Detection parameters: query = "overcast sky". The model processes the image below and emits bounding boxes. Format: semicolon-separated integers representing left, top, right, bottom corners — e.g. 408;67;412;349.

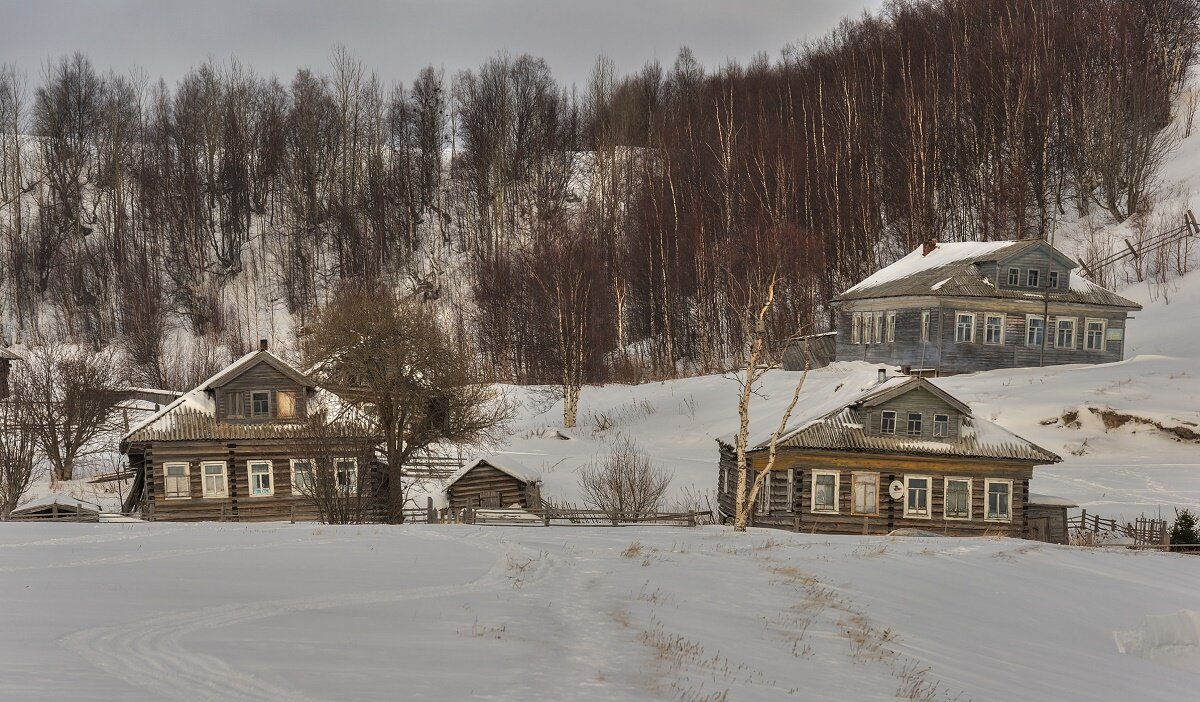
1;0;886;89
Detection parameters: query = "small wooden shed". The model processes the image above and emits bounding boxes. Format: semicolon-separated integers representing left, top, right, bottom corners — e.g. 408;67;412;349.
10;495;102;521
1026;493;1077;544
445;457;541;513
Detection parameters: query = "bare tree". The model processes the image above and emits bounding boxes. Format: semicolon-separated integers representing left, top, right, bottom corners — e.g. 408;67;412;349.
578;436;672;520
0;388;40;517
293;397;380;524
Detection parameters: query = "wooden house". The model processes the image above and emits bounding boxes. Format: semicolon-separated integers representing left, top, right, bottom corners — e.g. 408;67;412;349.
444;457;541;513
120;341;383;522
828;239;1141;375
716;372;1061;537
0;345;18;400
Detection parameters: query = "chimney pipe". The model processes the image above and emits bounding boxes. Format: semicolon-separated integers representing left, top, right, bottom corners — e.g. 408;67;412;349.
922;238;938;256
259;339;268;352
877;368;887;385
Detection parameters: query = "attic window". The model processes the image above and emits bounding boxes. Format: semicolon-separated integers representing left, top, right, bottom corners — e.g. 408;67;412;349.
277;391;297;419
880;410;897;434
1048;271;1059;289
226;392;244;418
933;414;949;437
906;413;922;436
1027;269;1040;287
1007;268;1020;286
252;391;270;417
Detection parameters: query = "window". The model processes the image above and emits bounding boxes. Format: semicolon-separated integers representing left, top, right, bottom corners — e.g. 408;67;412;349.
756;473;771;515
164;463;190;499
1026;269;1040;287
1085;319;1106;351
851;473;878;515
944;478;971;519
277;391;297;419
875;314;884;344
226;392;244;418
1026;316;1045;347
862;312;873;344
904;475;931;518
984;314;1005;345
335;458;358;495
880;410;897;434
249;461;273;496
955;312;975;343
906;412;922;436
933;414;949;437
201;462;227;498
251;391;270;417
1055;318;1076;349
986;479;1012;521
291;459;314;495
786;469;795;510
811;471;839;513
1007;267;1020;285
885;312;896;343
851;313;861;344
1048;271;1059;289
920;310;931;343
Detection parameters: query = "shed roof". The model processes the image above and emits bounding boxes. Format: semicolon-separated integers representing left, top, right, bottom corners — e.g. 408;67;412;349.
445;456;541;489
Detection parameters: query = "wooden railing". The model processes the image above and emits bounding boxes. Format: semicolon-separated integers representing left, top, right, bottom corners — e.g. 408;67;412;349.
459;505;708;528
1068;510;1169;549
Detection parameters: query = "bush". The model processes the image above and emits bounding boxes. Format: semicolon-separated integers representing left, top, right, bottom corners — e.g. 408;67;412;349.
1170;508;1200;545
578;437;673;520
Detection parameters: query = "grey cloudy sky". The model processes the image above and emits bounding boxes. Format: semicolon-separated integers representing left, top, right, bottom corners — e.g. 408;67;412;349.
2;0;885;88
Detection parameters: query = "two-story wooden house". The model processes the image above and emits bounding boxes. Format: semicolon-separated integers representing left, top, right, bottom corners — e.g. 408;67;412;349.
716;371;1061;537
120;342;382;521
830;239;1141;375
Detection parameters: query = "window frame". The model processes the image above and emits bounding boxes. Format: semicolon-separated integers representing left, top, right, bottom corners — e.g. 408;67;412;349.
163;462;191;500
943;477;972;520
954;311;976;343
933;414;949;438
1007;267;1020;286
851;472;879;516
251;391;270;418
810;470;840;514
335;457;359;496
851;313;861;344
885;311;896;343
863;312;874;345
290;458;315;496
903;475;932;519
786;469;795;511
906;412;923;436
1048;270;1059;289
226;391;244;419
985;479;1013;522
920;310;931;343
200;461;228;498
983;313;1005;345
756;472;771;515
248;460;274;497
277;390;298;419
1026;269;1040;287
1025;315;1046;347
1054;317;1076;349
880;410;897;435
1084;318;1107;352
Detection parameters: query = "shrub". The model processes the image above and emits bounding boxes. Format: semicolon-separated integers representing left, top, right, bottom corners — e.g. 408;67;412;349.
578;437;672;520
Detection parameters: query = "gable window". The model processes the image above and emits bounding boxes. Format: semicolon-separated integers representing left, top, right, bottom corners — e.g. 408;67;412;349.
985;479;1012;521
1007;267;1020;286
904;475;931;518
955;312;975;343
906;412;922;436
944;478;971;519
201;462;227;498
851;473;878;515
291;459;314;495
880;410;897;434
756;473;771;515
1055;318;1076;349
1085;319;1107;351
885;312;896;343
811;471;839;513
226;392;244;418
984;314;1005;345
1026;269;1040;287
1048;271;1059;289
851;313;861;344
249;461;274;496
277;391;297;419
251;392;270;418
335;458;358;496
920;310;931;343
1026;316;1045;347
933;414;949;437
863;312;873;344
163;463;190;499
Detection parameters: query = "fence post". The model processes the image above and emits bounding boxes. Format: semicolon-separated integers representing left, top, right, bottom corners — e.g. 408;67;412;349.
687;512;696;528
1162;523;1171;551
427;497;435;524
290;504;296;524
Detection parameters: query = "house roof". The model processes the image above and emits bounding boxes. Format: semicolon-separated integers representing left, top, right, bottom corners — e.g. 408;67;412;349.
833;240;1140;309
0;347;20;361
728;374;1060;464
445;456;541;490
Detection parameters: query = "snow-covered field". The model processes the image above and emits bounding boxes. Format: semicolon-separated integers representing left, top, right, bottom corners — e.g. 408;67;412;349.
1;522;1197;701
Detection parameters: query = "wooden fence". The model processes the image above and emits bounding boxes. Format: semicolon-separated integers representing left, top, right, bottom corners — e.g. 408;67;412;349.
458;505;710;528
1068;510;1169;550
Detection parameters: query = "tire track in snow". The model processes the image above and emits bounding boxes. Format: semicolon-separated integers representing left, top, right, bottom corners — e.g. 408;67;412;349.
59;530;554;702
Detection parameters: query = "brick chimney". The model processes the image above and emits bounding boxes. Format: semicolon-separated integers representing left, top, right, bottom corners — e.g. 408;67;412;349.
922;238;938;256
259;339;269;352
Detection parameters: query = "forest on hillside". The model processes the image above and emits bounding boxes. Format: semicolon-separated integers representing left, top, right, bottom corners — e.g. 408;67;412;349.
0;0;1197;390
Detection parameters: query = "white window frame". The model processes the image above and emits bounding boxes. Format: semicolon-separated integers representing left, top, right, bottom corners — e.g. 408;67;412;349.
1085;318;1107;351
1054;317;1076;349
943;477;972;520
880;410;897;435
954;311;975;343
1007;267;1020;286
1026;269;1040;287
1048;270;1059;289
335;457;359;496
851;472;879;516
885;311;896;343
756;472;771;515
874;313;884;344
903;475;932;519
851;313;860;344
983;313;1005;345
933;414;949;438
810;470;840;514
1025;315;1045;347
920;310;930;343
163;462;190;500
290;459;315;496
985;479;1013;522
862;312;873;344
200;461;228;498
248;460;274;497
906;412;923;436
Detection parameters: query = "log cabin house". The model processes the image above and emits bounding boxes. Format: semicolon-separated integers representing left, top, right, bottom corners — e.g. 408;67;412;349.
120;341;383;521
444;457;542;514
806;239;1141;375
716;371;1062;537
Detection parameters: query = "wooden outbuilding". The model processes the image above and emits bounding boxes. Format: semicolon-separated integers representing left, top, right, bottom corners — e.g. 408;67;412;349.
717;371;1062;537
10;495;102;521
444;457;541;513
1025;493;1077;544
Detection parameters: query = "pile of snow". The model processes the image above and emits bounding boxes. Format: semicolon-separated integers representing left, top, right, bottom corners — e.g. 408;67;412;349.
1114;610;1200;673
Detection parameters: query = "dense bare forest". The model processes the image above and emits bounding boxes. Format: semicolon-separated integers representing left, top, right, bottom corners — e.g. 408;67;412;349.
0;0;1196;391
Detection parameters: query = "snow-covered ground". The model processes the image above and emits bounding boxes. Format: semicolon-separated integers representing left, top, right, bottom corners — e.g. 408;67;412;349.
0;522;1196;701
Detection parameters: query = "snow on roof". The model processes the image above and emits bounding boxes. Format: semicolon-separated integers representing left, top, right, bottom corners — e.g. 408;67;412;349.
1027;493;1079;507
445;455;542;489
13;494;102;513
843;241;1022;295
